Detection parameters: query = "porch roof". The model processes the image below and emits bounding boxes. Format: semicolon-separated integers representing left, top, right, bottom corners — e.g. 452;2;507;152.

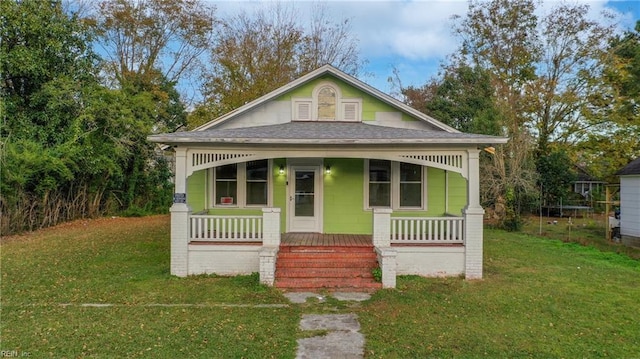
149;122;507;146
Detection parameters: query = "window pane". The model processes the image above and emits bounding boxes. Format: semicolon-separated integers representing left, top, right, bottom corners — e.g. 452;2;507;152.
369;183;390;207
400;183;421;207
216;164;237;179
246;182;267;205
369;160;391;182
318;86;336;120
215;181;237;204
400;163;421;182
247;160;268;181
295;171;315;216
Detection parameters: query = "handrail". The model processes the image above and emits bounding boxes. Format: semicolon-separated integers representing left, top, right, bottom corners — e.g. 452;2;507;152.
390;216;464;244
190;215;263;241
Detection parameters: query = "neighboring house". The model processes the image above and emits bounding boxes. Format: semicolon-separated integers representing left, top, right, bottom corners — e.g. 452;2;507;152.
573;165;606;199
616;157;640;247
148;65;508;289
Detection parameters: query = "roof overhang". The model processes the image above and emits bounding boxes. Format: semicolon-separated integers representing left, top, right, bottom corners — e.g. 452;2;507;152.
149;122;508;147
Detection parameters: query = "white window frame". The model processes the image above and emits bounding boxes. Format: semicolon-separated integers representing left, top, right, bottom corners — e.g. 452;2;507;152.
209;159;272;208
364;160;427;210
291;81;362;122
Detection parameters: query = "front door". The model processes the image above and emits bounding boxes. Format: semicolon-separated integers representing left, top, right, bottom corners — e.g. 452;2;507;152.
288;165;322;232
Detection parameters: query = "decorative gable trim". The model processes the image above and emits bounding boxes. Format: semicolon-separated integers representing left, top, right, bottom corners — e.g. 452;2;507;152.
189;151;258;177
193;65;459;132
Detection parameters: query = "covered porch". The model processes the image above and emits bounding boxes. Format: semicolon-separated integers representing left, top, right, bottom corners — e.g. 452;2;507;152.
168;145;484;289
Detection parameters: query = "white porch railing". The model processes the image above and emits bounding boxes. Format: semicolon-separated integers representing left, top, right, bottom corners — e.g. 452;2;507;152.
190;215;263;241
390;217;464;244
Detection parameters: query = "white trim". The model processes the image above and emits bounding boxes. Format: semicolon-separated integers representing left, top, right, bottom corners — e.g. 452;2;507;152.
312;81;341;121
341;100;362;122
209;159;272;209
292;99;312;121
185;148;470;179
287;161;323;232
192;65;460;132
364;160;428;211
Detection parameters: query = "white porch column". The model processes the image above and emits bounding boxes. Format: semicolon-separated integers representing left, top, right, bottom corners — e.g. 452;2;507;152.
375;247;397;288
171;147;190;277
260;208;281;286
372;208;392;247
262;208;281;246
464;149;485;280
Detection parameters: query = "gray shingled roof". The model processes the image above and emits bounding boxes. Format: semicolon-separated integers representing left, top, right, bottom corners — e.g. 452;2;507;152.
617;157;640;175
149;122;507;145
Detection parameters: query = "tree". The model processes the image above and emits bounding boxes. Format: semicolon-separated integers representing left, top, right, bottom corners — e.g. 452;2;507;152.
529;3;614;155
452;0;540;229
414;64;501;135
1;0;174;233
95;0;215;94
193;2;364;125
578;20;640;180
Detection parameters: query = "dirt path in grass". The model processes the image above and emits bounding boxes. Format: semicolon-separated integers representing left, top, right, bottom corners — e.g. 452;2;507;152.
1;215;170;243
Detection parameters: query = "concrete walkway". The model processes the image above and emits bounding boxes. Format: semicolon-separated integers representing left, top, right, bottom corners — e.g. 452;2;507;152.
283;292;371;359
297;314;364;359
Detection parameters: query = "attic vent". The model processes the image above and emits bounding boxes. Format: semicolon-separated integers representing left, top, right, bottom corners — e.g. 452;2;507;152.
295;101;312;121
342;102;360;121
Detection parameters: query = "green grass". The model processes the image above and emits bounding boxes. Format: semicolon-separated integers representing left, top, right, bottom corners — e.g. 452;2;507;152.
359;230;640;358
522;214;640;260
2;216;640;358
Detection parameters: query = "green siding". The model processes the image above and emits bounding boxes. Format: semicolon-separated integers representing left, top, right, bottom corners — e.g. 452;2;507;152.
187;169;206;213
323;158;371;234
274;76;417;122
272;158;287;231
448;171;467;215
187;159;468;235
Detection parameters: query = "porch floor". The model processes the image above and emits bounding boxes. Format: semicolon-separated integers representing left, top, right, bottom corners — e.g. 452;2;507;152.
281;233;372;247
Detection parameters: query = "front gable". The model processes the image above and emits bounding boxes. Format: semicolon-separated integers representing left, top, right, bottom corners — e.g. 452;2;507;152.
200;65;453;132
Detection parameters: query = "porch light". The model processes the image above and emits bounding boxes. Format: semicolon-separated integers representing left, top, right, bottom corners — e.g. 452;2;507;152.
325;165;331;174
279;165;285;175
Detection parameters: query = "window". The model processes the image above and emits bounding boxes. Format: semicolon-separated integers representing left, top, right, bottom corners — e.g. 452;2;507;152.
400;163;422;207
212;160;270;207
292;81;362;121
366;160;425;209
368;160;391;207
317;86;336;120
246;160;268;205
215;164;237;205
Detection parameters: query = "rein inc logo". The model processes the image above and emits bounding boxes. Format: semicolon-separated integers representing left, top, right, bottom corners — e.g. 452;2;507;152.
1;351;30;357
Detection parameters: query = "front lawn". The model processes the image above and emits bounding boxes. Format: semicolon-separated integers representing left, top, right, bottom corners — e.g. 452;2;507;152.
1;216;639;358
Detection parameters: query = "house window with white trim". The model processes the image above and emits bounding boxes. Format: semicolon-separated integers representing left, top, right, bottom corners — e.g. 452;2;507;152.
246;160;268;205
213;160;270;207
215;164;237;205
366;160;425;209
369;160;391;207
317;86;336;120
292;81;362;122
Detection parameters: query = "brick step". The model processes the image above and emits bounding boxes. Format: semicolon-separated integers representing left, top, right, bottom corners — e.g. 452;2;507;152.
277;252;377;260
276;268;376;279
279;245;374;253
276;259;378;269
275;278;382;290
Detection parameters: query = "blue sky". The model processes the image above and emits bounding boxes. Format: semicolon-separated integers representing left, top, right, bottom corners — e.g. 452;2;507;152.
209;0;640;96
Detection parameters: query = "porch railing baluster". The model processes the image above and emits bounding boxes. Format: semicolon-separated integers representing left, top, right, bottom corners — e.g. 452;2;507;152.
389;217;464;244
190;215;264;242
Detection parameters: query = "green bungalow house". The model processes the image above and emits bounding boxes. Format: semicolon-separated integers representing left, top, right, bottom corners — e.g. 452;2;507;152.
148;65;507;289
